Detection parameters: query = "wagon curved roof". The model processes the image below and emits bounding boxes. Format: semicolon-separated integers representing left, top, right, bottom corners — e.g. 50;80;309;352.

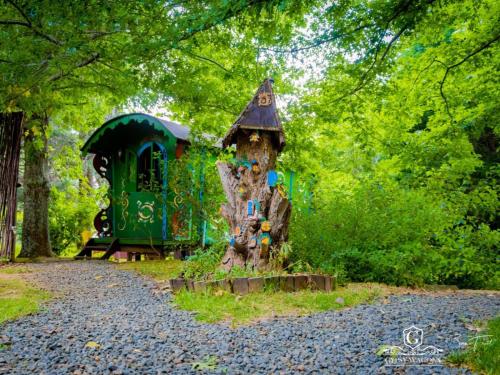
81;113;191;155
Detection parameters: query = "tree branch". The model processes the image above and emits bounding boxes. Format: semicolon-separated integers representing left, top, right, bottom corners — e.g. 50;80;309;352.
48;53;100;82
96;60;128;75
84;30;124;40
5;0;63;45
168;0;268;49
412;58;437;86
437;33;500;121
334;22;410;102
259;23;374;54
0;19;30;26
177;48;233;74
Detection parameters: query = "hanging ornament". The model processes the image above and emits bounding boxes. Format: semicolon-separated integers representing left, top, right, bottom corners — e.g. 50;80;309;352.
263;142;270;165
260;232;272;245
234;226;241;236
261;221;271;232
247;200;254;216
252;163;260;174
254;200;261;213
260;232;271;257
250;131;260;143
267;170;278;187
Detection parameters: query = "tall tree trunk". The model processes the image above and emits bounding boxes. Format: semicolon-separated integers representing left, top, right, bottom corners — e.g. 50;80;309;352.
19;115;54;258
218;132;291;271
0;112;24;260
218;78;290;271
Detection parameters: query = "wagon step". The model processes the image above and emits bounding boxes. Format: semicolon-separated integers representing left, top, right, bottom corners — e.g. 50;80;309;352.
83;245;109;250
100;238;120;260
74;238;120;259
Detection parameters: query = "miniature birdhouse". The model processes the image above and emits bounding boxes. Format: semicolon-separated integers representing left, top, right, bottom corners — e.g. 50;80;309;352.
217;78;291;271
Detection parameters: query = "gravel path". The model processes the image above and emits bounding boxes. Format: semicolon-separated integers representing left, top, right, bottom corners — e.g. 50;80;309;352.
0;261;498;374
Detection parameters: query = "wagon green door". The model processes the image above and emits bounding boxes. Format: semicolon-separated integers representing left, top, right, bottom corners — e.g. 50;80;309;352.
114;142;167;242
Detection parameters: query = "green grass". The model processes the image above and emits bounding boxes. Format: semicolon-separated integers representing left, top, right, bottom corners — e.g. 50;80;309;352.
191;355;219;371
116;259;184;281
0;268;50;324
116;257;287;282
447;316;500;374
173;283;383;325
116;260;385;325
0;266;31;274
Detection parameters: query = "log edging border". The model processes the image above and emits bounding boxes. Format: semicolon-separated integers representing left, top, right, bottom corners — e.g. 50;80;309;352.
169;274;336;295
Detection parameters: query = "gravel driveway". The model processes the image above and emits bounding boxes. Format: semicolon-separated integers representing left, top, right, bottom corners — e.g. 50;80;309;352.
0;261;498;374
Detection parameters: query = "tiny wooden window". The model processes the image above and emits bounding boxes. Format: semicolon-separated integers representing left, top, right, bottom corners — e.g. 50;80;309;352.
137;143;163;192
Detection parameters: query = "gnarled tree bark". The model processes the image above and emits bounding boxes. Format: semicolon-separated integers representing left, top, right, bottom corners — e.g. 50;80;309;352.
218;78;290;271
19;114;54;258
218;131;291;271
0;112;24;260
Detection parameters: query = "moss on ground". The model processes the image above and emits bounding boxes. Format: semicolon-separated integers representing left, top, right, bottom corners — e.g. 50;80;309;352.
0;267;50;324
173;283;384;325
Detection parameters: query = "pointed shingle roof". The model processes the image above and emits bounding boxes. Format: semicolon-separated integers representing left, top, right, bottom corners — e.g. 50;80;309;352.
222;78;285;152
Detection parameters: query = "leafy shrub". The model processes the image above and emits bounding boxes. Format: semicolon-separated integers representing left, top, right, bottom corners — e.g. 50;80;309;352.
289;182;498;288
181;242;226;280
48;183;100;255
181;241;285;280
436;224;500;289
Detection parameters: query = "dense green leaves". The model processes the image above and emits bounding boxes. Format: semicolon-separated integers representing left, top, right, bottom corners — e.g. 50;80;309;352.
284;0;499;288
2;1;497;287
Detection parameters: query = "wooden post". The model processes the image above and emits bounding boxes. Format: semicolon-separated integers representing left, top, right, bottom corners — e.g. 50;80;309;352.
218;79;291;271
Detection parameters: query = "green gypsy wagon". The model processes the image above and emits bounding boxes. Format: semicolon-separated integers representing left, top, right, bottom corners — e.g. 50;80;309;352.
77;90;313;261
77;113;212;260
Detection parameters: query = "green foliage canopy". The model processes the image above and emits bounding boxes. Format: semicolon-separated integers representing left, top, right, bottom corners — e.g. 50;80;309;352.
2;0;498;287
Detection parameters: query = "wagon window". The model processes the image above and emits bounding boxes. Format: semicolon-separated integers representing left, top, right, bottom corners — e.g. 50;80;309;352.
137;143;163;192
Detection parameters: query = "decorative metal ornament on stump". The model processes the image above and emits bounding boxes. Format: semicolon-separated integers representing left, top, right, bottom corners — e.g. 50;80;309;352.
218;78;291;271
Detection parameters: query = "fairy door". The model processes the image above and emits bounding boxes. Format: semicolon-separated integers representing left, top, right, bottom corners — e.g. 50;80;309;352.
115;142;167;241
